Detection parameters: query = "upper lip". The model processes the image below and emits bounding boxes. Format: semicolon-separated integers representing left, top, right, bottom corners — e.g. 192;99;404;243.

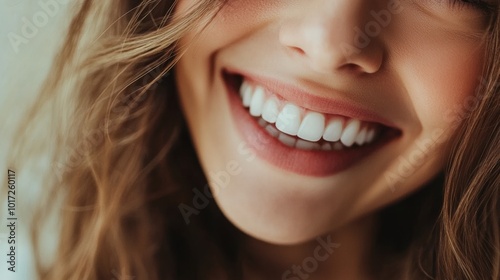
223;68;398;129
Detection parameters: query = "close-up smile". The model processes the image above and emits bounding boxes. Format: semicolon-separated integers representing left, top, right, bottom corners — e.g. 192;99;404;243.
5;0;499;279
222;69;402;176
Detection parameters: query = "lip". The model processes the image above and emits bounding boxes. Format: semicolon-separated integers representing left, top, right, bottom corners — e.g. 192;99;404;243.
224;67;398;129
222;69;400;177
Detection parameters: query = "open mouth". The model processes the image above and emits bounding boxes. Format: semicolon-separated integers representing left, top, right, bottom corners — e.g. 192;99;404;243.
222;69;401;176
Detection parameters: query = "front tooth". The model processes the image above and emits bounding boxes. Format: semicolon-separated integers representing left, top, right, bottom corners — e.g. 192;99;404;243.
276;103;301;136
249;87;266;117
295;139;320;150
340;119;361;147
297;112;325;142
278;133;296;147
323;118;343;142
261;98;279;123
355;127;367;146
242;84;253;107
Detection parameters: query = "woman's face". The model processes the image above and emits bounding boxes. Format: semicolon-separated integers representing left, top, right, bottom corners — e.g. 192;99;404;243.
175;0;488;244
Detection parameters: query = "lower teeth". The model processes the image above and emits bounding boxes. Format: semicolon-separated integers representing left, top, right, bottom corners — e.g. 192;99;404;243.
257;117;347;151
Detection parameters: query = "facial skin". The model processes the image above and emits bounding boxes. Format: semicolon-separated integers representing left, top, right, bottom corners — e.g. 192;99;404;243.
174;0;486;277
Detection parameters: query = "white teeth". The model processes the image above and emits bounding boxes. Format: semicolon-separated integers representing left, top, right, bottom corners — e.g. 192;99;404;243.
239;80;383;149
340;119;361;147
355;127;367;146
276;104;301;136
261;98;279;123
278;133;296;147
297;112;325;142
242;82;253;108
249;86;266;117
323;118;343;142
295;139;320;150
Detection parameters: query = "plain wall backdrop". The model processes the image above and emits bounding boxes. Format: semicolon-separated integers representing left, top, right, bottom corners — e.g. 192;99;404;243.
1;1;74;279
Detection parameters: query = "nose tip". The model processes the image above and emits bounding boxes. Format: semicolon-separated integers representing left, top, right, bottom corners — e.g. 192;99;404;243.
279;1;384;75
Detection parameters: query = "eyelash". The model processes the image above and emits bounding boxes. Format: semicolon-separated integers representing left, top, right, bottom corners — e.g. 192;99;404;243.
449;0;493;11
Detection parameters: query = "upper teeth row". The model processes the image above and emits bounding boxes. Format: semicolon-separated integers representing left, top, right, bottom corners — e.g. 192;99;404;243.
239;80;378;147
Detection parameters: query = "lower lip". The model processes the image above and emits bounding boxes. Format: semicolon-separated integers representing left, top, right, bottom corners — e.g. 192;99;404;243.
223;73;397;177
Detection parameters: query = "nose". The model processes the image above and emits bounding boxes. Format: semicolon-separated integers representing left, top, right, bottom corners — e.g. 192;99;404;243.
279;0;384;75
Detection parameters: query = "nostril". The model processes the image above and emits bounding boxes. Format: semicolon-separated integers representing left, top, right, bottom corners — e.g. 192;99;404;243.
290;46;305;55
341;63;366;73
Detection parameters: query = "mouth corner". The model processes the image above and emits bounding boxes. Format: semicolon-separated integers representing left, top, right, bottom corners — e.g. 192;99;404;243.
222;68;243;91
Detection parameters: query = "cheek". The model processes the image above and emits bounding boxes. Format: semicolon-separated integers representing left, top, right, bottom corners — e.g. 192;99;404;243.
387;9;486;133
395;40;484;133
175;0;282;121
426;58;478;126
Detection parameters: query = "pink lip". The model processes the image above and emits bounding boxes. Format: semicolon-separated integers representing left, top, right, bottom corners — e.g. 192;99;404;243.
222;70;400;177
224;68;397;128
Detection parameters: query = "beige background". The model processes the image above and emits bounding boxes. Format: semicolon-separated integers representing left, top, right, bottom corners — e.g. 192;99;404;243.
1;0;74;279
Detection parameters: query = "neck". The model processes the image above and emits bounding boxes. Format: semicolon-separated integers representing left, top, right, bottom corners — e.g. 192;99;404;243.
241;214;378;280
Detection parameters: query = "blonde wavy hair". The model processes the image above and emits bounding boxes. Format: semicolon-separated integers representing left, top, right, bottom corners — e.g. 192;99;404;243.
8;0;500;279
